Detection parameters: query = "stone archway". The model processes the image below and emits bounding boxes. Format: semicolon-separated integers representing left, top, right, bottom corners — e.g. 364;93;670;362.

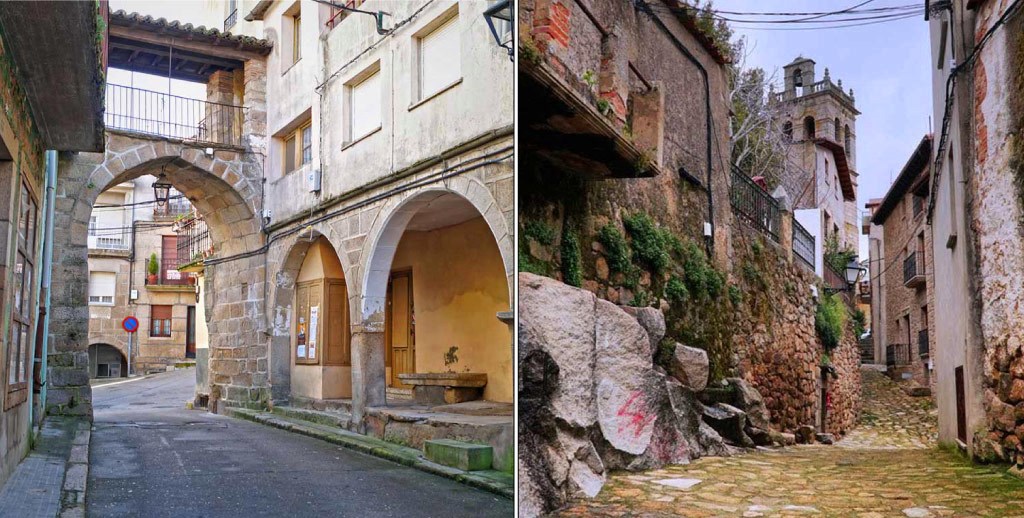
48;131;268;416
349;180;513;426
88;343;127;379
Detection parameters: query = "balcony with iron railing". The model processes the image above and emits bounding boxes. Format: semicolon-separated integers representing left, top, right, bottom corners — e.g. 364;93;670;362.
87;230;131;253
175;212;213;272
792;218;815;271
153;195;192;220
886;343;911;368
730;167;782;243
104;83;244;147
224;9;238;32
918;329;930;357
145;255;193;291
903;252;925;288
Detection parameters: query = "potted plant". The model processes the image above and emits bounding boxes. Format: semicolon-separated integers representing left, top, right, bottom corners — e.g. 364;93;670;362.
147;253;159;285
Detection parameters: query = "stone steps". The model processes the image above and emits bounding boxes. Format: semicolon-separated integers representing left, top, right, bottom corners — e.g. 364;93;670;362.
227;407;513;498
271;406;351;429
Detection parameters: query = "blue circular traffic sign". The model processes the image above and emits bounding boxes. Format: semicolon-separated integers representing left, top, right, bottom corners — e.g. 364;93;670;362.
122;316;139;333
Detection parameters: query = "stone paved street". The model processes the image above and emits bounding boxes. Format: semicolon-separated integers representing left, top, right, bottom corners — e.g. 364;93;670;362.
555;369;1024;517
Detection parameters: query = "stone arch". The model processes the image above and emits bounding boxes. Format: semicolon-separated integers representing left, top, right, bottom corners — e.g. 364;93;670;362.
345;179;512;425
266;227;354;403
88;343;127;378
803;116;816;140
49;131;268;416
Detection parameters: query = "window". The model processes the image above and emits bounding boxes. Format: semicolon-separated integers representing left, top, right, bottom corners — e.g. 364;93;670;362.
151;305;172;337
947;146;958;248
803;116;815;140
89;272;116;305
292;14;302;65
844;125;852;155
283;122;312;174
89;216;97;236
793;68;803;87
7;180;37;406
834;118;841;141
418;14;461;100
347;68;382;142
782;121;793;142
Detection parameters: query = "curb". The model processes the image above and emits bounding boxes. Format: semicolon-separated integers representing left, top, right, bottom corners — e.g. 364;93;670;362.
58;421;91;517
227;408;513;498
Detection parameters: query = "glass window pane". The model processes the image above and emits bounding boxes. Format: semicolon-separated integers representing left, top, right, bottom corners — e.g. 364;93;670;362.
284;135;297;173
350;71;381;139
302;126;312;164
8;323;20;384
22;263;32;318
13;254;24;313
420;17;461;98
19;324;28;382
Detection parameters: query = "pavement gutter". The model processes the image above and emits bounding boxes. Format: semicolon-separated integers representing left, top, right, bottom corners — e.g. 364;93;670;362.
59;421;91;518
227;408;513;498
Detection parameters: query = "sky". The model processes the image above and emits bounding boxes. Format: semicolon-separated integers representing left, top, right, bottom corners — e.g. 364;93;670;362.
714;0;933;257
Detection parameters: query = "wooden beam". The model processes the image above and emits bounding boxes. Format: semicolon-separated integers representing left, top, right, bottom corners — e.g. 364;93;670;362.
110;25;268;60
110;37;243;69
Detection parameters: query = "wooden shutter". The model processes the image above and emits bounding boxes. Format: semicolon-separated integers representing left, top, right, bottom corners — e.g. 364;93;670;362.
325;280;350;366
161;236;182;283
295;280;321;364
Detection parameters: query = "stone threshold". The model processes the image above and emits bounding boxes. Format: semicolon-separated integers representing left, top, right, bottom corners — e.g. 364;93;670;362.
227;407;513;499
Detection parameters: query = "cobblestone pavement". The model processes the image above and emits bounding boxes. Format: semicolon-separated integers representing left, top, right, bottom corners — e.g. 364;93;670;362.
555;369;1024;517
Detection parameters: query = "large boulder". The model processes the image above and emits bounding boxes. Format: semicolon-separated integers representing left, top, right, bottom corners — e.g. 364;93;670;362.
702;403;754;448
727;377;771;430
618;305;666;352
667;344;710;390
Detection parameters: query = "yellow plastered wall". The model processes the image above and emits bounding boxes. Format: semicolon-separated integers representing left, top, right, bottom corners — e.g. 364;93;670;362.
292;237;351;400
391;216;512;402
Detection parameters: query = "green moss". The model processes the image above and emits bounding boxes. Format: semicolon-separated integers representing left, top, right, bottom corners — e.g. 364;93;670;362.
596;98;611;115
682;241;724;299
665;276;688;305
654;338;677;370
815;293;847;351
630;288;653;308
728;284;743;306
519;35;543;65
523;220;556;245
623;213;671;273
561;227;582;287
597;223;633;274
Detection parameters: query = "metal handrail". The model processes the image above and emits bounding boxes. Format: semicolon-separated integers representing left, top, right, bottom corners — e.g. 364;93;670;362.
224;9;238;31
175;212;213;270
104;83;244;147
886;343;911;367
918;329;929;357
730;167;781;242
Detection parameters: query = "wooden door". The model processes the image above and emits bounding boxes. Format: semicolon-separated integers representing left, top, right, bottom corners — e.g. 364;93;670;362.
386;271;414;388
185;306;196;358
955;366;967;443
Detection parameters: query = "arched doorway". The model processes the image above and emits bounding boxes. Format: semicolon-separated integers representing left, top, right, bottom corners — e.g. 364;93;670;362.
357;189;512;422
88;344;127;379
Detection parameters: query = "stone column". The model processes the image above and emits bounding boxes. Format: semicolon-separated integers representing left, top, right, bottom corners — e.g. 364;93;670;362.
598;26;629;125
241;58;267;155
350;323;386;432
206;69;235;145
630;82;664;167
774;187;794;263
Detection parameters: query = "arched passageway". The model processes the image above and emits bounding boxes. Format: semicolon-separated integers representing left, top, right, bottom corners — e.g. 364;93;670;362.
88;344;127;379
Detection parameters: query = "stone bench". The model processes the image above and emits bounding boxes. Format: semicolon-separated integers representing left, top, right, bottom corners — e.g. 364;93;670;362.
397;372;487;405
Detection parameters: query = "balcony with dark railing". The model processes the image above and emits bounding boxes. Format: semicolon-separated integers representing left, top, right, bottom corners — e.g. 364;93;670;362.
792;218;815;271
918;329;930;357
224;9;238;31
886;343;911;368
145;255;193;291
730;168;782;243
175;212;213;272
903;252;925;288
104;83;243;147
153;195;192;221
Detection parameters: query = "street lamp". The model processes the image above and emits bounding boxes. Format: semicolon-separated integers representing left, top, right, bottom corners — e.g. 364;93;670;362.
844;258;866;290
484;0;513;61
153;173;172;208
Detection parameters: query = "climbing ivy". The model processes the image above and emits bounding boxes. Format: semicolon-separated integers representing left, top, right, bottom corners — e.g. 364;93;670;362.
560;226;582;288
815;293;847;351
597;223;633;275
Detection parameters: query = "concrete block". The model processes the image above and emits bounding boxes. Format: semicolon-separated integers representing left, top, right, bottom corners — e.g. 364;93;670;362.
423;439;493;471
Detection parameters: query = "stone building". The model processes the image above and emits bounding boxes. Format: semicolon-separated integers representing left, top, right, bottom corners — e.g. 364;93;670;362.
869;135;936;394
87;176;205;378
863;197;887;364
775;57;861;254
926;0;1024;470
0;2;106;489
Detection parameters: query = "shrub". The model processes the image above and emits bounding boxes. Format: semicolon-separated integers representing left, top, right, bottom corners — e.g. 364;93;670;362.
852;307;867;338
561;228;582;287
665;276;689;305
654;338;677;370
682;241;724;299
815;293;847;351
597;224;633;274
523;220;556;246
728;284;743;306
623;213;670;273
148;253;159;276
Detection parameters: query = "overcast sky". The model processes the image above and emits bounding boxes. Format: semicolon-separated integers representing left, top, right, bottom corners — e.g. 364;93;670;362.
715;0;933;256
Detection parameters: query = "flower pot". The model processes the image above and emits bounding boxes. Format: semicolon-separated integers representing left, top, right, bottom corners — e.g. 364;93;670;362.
187;276;197;285
148;274;158;285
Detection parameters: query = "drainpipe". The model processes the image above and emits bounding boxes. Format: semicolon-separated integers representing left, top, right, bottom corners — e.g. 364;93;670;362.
31;150;58;427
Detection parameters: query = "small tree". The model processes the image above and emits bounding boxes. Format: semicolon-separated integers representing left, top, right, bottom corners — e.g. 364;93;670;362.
148;253;159;276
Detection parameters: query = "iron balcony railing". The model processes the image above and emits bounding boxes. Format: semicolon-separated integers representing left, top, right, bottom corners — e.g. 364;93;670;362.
903;252;924;286
918;329;930;357
224;9;238;31
175;212;212;270
104;83;243;147
153;196;192;220
145;256;191;286
886;343;911;368
792;218;815;270
730;167;781;242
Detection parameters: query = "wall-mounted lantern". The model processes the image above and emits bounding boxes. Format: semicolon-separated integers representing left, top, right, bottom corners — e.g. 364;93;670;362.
153;174;172;207
484;0;513;61
844;258;866;290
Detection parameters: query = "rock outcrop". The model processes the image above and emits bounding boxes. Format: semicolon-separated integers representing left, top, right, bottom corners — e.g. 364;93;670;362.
668;344;710;391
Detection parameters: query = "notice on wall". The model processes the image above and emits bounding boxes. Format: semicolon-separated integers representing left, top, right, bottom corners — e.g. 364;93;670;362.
297;344;306;358
308;306;319;359
167;270;181;280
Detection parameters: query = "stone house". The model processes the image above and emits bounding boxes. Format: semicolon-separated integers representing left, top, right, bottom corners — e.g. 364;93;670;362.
86;176;206;378
0;2;106;490
774;57;861;256
926;0;1024;470
862;197;886;364
869;135;937;394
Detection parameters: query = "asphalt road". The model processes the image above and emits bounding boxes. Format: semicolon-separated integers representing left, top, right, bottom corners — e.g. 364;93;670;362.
87;369;513;517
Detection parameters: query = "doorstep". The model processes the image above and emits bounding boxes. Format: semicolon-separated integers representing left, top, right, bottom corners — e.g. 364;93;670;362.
227;407;512;498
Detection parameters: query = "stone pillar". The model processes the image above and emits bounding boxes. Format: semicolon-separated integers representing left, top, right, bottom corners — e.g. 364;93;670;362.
774;187;794;263
630;82;664;167
350;325;386;432
241;58;267;155
598;26;628;125
206;69;235;145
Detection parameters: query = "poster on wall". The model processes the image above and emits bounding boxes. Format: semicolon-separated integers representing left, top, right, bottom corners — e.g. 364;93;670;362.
308;306;319;359
296;316;307;359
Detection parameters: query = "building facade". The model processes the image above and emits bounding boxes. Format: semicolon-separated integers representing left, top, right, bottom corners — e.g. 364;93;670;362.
926;0;1024;470
87;177;203;378
863;197;887;364
775;57;861;255
870;136;936;394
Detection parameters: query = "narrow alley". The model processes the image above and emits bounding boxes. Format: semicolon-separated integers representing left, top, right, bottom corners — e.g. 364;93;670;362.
87;369;512;517
555;369;1024;517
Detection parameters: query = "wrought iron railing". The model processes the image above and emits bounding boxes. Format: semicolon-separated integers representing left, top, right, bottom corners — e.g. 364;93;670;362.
918;329;929;357
145;256;191;286
175;212;212;270
886;343;911;367
224;9;238;31
730;167;781;242
824;263;847;294
153;196;192;220
104;83;243;147
792;218;815;270
903;252;922;285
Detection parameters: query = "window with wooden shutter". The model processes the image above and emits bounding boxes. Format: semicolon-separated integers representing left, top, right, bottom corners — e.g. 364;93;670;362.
325;279;350;366
89;271;116;305
151;305;172;337
6;179;38;409
418;14;461;100
295;280;322;365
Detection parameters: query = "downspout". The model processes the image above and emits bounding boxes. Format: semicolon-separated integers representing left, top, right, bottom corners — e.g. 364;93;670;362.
33;150;58;426
636;0;715;254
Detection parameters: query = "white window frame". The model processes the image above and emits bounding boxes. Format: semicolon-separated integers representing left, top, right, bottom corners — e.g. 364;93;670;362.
89;271;116;306
414;8;462;103
344;63;382;146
